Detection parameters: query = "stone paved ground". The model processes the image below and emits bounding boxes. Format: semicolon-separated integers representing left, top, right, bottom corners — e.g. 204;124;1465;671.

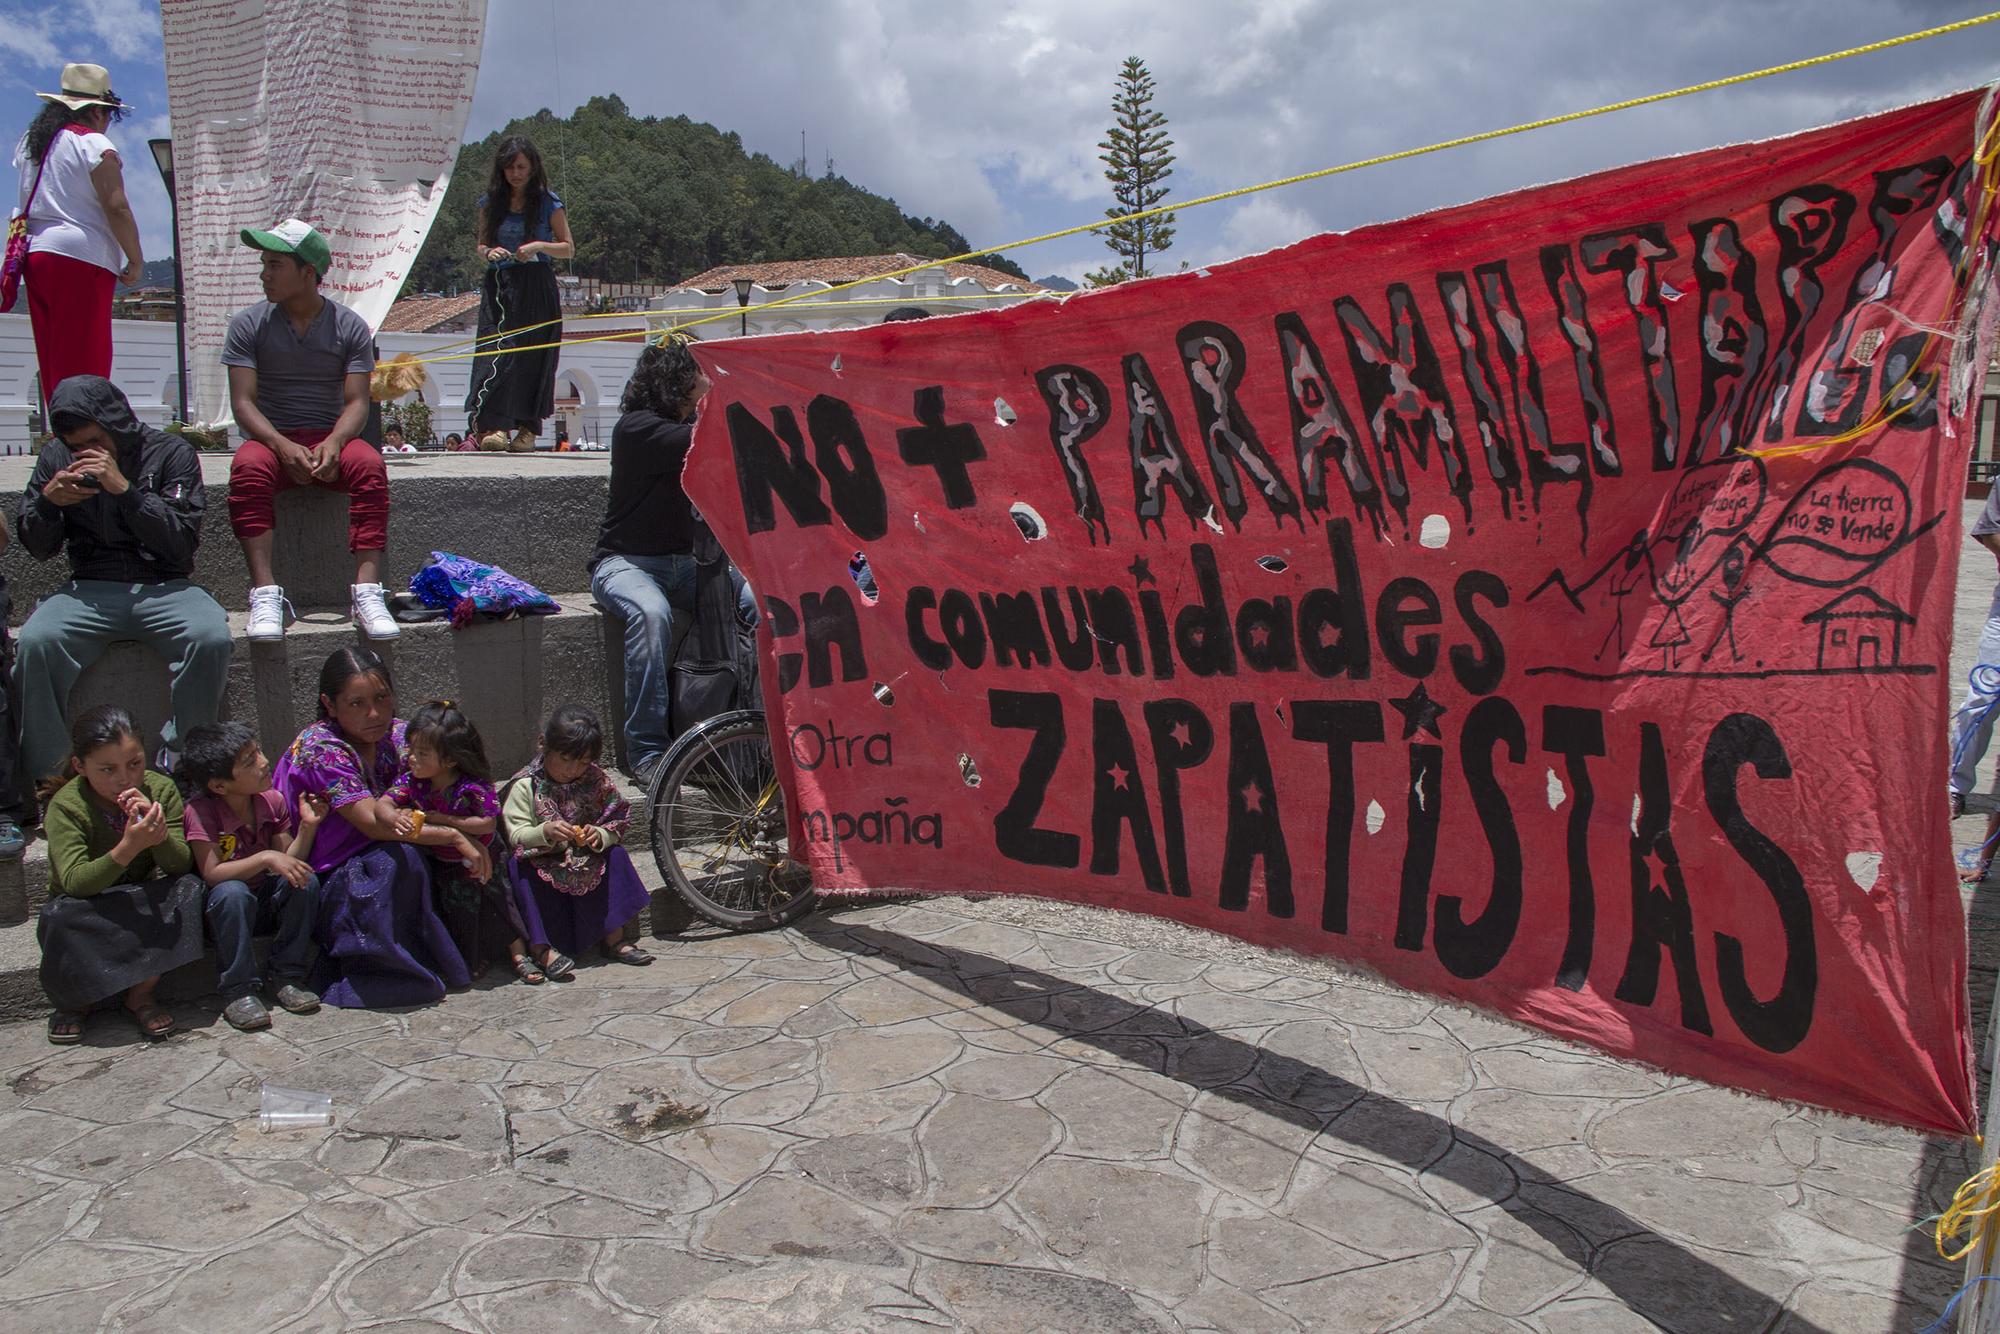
3;498;1998;1333
0;892;1974;1333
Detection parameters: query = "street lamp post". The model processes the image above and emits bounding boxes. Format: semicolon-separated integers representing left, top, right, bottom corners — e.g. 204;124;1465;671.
732;276;753;337
147;138;188;422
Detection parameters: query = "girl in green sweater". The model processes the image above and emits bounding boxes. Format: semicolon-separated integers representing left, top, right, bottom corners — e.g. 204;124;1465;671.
39;706;206;1043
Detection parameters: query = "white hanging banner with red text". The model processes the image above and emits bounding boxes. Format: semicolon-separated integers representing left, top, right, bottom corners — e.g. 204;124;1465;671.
160;0;486;424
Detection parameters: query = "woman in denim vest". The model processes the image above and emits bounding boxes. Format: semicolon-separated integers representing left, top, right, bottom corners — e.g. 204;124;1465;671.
466;136;573;452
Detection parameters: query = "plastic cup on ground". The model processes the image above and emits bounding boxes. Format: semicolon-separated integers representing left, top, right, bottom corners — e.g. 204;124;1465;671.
259;1084;333;1132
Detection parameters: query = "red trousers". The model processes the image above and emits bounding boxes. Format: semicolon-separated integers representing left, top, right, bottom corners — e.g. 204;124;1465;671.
25;251;115;402
229;429;390;552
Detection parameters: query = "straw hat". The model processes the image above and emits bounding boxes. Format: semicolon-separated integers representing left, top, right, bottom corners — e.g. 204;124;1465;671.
37;64;123;112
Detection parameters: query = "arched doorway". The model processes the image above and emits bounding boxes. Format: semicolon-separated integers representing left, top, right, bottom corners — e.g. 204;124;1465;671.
554;367;601;447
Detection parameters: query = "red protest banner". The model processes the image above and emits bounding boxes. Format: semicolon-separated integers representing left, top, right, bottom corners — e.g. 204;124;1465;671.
684;90;1999;1134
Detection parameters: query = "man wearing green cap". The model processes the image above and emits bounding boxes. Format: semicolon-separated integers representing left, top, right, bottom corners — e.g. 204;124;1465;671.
222;219;399;641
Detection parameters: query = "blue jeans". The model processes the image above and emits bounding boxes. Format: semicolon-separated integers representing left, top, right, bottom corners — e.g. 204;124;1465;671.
205;873;321;1001
592;554;760;775
1953;585;2000;797
592;554;698;775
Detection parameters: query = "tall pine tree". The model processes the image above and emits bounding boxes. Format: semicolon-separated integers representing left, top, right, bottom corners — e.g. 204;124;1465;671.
1089;56;1176;286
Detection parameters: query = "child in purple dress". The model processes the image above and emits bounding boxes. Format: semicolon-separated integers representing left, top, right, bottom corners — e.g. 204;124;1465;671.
502;705;654;970
380;700;536;982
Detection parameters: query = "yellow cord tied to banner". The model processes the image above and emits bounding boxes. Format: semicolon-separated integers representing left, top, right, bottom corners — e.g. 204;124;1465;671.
1938;1150;2000;1263
392;10;2000;372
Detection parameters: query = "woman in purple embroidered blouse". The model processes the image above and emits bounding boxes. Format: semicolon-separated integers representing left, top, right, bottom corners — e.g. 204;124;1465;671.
271;649;491;1007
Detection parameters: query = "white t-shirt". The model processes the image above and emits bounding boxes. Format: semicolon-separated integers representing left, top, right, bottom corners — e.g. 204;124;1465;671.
13;128;123;274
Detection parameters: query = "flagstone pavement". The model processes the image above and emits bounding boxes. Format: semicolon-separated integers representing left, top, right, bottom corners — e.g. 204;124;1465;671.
0;888;1974;1334
6;500;2000;1333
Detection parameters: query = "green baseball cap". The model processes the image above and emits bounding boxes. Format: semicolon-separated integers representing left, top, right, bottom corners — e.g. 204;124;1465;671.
241;218;332;277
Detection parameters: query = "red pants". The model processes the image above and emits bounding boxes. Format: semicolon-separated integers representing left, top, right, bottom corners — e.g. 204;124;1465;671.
25;251;115;402
229;430;390;552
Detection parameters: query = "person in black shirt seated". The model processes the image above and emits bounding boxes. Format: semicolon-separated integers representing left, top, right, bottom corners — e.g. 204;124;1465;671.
588;337;752;783
14;377;230;797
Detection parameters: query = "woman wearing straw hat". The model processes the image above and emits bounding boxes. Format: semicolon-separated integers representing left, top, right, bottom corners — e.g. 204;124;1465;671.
11;64;143;406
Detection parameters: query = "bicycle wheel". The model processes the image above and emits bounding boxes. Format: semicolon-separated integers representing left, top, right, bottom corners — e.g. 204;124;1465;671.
648;710;817;930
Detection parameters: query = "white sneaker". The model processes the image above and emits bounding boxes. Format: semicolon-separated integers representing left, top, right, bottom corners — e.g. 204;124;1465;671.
247;585;290;641
351;583;401;640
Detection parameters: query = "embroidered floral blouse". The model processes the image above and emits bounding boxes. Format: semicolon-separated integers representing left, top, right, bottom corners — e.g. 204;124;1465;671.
384;771;501;864
273;717;408;874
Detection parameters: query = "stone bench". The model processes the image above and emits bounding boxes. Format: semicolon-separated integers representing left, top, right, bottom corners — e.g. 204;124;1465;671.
0;451;620;771
0;451;733;1009
0;451;611;616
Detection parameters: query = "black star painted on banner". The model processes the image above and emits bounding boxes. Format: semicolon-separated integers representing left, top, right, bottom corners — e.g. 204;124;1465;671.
1127;556;1155;587
1389;682;1448;740
1168;721;1192;749
1239;783;1264;814
1106;762;1131;791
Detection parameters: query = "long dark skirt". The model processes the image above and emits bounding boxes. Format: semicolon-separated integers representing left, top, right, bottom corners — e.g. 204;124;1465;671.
310;843;470;1009
37;874;206;1012
437;859;532;979
464;260;560;434
507;846;650;959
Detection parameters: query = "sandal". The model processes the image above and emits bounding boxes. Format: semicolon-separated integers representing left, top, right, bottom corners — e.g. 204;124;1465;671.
537;950;576;982
606;943;655;966
46;1010;83;1045
511;954;547;986
125;1001;174;1040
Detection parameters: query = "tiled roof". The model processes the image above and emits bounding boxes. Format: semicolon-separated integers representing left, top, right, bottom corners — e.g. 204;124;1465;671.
678;253;1043;294
381;292;482;333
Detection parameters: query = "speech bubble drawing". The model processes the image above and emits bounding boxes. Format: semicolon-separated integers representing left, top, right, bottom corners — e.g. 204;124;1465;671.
1760;458;1912;588
1652;456;1769;605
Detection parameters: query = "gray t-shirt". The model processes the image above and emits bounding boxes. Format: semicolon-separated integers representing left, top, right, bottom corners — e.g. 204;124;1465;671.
221;298;375;436
1976;483;2000;539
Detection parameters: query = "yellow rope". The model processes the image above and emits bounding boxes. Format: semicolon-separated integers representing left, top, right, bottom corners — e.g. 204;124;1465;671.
393;10;2000;369
1939;1154;2000;1262
412;289;1046;361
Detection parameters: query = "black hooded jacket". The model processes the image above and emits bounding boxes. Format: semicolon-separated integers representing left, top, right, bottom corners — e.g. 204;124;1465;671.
18;377;206;583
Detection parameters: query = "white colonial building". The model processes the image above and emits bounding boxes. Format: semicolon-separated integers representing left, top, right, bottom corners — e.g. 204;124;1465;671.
649;253;1047;340
0;255;1045;454
0;310;651;454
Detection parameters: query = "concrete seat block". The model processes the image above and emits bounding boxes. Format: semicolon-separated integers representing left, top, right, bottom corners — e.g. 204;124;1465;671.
59;599;615;779
0;452;611;619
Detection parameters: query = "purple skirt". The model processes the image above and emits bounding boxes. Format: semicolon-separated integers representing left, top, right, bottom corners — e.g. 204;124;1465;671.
310;842;472;1008
506;845;650;958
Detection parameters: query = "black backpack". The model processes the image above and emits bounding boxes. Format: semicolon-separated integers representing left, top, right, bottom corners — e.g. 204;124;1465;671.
670;520;760;737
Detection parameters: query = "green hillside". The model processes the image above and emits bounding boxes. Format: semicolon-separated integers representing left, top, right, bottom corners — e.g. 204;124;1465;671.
407;95;1026;294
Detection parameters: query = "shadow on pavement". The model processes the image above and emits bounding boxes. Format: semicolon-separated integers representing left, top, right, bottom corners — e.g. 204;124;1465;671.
803;913;1834;1333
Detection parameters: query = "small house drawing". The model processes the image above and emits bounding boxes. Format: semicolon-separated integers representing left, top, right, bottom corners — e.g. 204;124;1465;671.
1803;587;1914;671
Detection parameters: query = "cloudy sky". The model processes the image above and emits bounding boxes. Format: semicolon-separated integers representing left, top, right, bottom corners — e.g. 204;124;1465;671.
5;1;2000;285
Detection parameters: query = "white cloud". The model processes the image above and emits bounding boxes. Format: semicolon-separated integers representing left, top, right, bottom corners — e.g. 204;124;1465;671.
0;11;63;71
77;0;157;62
0;1;162;99
106;111;174;259
79;0;158;61
10;0;1995;281
1217;195;1319;261
462;0;2000;284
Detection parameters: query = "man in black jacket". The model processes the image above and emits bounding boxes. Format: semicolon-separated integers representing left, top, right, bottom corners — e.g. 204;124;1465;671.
15;376;231;787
